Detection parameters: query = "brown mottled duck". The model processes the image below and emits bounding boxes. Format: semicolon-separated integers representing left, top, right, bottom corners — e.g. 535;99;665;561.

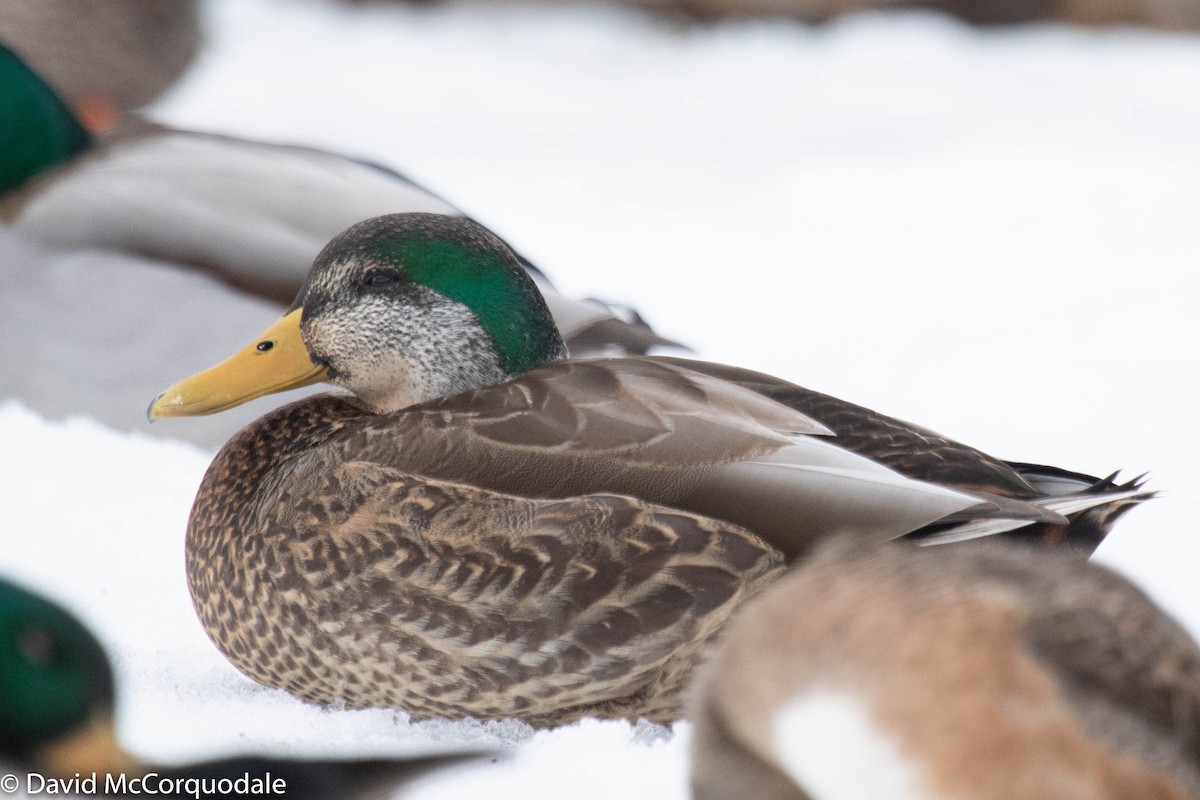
690;539;1200;800
149;213;1150;727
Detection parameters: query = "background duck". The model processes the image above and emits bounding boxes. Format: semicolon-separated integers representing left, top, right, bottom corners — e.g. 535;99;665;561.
0;36;341;447
0;575;492;799
689;538;1200;800
149;212;1149;727
0;39;676;446
0;40;675;357
0;0;200;131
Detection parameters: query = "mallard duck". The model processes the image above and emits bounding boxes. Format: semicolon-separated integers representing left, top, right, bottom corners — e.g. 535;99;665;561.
0;42;674;359
0;0;199;131
613;0;1200;30
0;575;490;799
148;212;1150;727
689;539;1200;800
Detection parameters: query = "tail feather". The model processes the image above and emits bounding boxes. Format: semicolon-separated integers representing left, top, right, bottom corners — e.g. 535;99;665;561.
1037;482;1153;517
911;470;1154;555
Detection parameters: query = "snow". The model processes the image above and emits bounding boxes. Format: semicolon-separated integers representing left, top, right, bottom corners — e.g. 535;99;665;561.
4;0;1200;796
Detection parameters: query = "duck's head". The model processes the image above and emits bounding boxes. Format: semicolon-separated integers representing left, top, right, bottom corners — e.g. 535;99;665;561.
150;213;568;418
0;42;91;194
0;578;135;776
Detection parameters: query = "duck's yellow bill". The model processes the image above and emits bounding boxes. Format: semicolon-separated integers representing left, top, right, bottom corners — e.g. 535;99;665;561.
148;308;328;419
39;713;142;779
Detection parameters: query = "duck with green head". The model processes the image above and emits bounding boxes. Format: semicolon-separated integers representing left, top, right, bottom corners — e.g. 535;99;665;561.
0;0;200;131
0;41;673;359
0;40;91;197
149;212;1150;726
0;577;126;779
0;576;488;798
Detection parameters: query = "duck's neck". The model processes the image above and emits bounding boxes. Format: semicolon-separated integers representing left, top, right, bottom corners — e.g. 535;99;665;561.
0;47;92;194
187;395;368;556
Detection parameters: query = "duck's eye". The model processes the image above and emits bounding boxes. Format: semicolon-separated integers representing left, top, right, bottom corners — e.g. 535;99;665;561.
256;341;274;353
364;272;396;288
17;627;60;667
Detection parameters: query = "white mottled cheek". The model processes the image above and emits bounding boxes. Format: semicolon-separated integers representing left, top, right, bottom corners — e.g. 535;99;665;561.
351;353;426;413
771;689;930;800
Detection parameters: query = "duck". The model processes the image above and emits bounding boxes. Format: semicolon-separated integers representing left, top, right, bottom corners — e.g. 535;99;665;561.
609;0;1200;31
0;41;675;359
0;0;200;131
0;575;493;799
148;212;1150;727
688;538;1200;800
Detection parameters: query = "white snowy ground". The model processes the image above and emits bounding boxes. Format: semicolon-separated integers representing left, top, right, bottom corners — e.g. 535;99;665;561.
4;0;1200;797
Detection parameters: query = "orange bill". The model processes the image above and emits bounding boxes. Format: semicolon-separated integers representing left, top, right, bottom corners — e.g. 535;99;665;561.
39;713;142;779
148;308;328;419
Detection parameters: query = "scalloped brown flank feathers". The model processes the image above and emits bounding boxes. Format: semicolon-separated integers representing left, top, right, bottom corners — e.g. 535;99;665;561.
188;394;786;725
169;213;1151;726
690;540;1200;800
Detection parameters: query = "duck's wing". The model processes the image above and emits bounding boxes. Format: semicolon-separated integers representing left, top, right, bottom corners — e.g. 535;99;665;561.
653;356;1043;497
649;357;1152;553
253;460;783;724
336;359;1068;559
6;124;676;356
